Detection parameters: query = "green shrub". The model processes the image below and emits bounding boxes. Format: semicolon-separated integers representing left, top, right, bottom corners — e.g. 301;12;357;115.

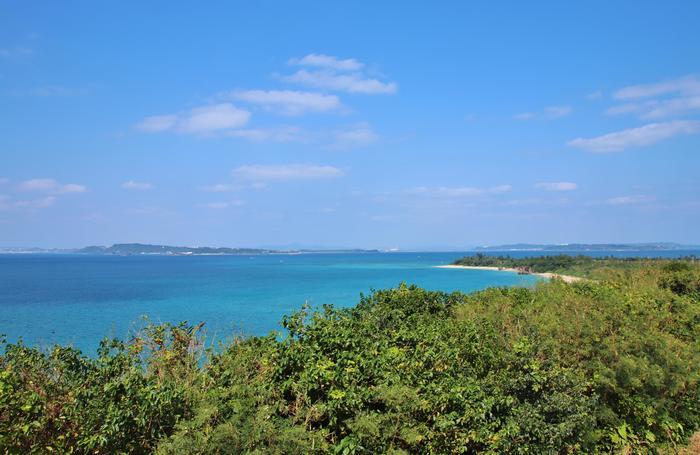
0;323;202;454
2;260;699;453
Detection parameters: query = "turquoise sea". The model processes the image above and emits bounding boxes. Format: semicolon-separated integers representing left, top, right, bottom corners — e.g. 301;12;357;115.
1;250;697;354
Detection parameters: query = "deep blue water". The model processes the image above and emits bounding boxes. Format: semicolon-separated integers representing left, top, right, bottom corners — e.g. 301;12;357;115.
1;250;697;354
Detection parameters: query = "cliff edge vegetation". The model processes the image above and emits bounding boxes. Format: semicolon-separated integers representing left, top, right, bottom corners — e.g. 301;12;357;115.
1;258;699;453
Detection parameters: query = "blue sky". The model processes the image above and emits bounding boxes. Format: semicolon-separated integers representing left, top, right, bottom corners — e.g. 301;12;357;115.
1;1;699;249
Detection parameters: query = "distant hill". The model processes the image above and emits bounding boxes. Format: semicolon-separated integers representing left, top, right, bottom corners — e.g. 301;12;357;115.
73;243;380;256
77;243;271;256
473;242;696;252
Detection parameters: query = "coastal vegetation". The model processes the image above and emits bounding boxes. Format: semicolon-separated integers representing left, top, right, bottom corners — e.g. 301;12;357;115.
453;253;699;279
1;257;699;453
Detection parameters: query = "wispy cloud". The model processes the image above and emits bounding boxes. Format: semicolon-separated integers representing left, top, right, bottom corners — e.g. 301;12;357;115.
200;200;245;209
199;183;240;193
606;97;700;120
605;195;654;205
586;90;603;100
514;112;536;121
515;105;572;120
614;75;700;100
137;103;250;134
288;53;363;71
284;69;397;94
0;46;33;59
643;96;700;119
199;181;267;192
3;178;84;210
283;54;396;94
121;181;154;191
409;185;512;197
128;206;176;217
535;182;577;191
0;178;9;185
544;105;572;119
0;194;57;211
228;89;342;116
232;164;344;182
12;196;56;209
607;75;700;119
17;178;86;194
225;126;308;143
135;115;178;132
568;120;700;152
331;122;378;148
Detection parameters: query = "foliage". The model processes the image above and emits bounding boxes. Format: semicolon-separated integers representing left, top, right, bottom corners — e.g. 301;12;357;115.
2;259;699;453
453;253;699;278
0;323;202;454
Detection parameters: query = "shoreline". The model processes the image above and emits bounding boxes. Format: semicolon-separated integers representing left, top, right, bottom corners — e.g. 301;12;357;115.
434;264;584;283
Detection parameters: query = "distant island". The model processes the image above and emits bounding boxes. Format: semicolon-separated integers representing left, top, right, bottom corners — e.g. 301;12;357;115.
472;242;697;252
0;243;380;256
2;242;699;255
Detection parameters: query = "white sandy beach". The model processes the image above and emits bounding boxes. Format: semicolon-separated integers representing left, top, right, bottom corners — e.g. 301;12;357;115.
435;264;583;283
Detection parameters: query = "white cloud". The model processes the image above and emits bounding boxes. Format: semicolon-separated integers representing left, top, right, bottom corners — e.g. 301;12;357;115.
288;53;363;71
0;46;33;58
59;184;86;193
5;179;84;210
514;106;572;120
137;103;250;134
332;123;378;148
200;200;245;209
232;164;344;181
409;185;512;197
514;112;536;121
544;105;572;119
605;195;653;205
642;96;700;119
283;54;396;94
200;183;239;192
604;102;647;116
129;206;175;217
178;103;250;133
228;90;342;115
122;181;154;191
606;96;700;119
283;69;397;94
12;196;56;209
226;126;308;143
568;120;700;152
136;115;178;132
586;90;603;100
502;198;544;207
17;178;86;194
607;76;700;120
614;75;700;100
535;182;577;191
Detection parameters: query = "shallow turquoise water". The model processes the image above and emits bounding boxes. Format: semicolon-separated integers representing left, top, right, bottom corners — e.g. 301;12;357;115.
2;250;697;354
0;252;541;353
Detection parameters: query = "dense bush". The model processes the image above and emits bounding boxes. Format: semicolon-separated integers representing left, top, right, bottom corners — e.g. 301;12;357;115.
0;323;202;454
2;259;699;453
453;253;699;278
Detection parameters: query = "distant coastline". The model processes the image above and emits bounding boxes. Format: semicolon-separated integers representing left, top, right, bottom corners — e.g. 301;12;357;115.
0;243;381;256
473;242;697;252
2;242;698;256
435;264;584;283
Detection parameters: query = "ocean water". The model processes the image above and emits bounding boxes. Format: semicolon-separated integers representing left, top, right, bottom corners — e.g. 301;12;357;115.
0;250;697;354
0;252;538;353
